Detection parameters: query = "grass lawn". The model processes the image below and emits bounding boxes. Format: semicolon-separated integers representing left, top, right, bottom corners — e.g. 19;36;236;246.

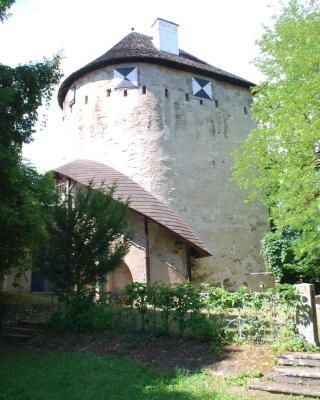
0;290;54;306
0;345;246;400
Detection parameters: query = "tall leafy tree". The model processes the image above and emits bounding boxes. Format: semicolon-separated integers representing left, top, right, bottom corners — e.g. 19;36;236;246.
38;184;132;302
232;0;320;281
0;1;62;281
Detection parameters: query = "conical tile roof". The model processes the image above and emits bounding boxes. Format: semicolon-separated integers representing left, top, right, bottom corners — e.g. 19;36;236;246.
58;32;254;107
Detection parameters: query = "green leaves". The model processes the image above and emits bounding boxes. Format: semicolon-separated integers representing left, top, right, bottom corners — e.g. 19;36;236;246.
261;229;298;282
0;1;62;280
0;58;62;147
232;0;320;274
39;184;132;302
0;150;56;278
0;57;62;279
0;0;14;22
122;281;302;342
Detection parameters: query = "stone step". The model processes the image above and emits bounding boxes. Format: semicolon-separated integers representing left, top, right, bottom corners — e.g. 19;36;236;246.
1;333;33;344
273;366;320;379
249;380;320;397
277;356;320;368
281;353;320;361
267;371;320;386
6;326;41;334
19;321;47;329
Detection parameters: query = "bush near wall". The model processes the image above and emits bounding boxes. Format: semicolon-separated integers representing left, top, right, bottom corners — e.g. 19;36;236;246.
51;281;312;349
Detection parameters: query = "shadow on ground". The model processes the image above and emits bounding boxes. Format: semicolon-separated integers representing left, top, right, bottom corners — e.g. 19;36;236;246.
26;330;275;375
0;344;230;400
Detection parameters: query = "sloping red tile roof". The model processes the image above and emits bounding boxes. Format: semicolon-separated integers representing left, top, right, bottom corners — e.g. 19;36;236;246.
53;159;211;257
58;32;254;108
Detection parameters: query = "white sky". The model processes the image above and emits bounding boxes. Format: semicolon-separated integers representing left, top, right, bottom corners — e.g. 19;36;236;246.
0;0;282;172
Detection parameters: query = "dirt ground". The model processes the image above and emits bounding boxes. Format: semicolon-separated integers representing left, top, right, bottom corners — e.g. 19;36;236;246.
29;331;274;373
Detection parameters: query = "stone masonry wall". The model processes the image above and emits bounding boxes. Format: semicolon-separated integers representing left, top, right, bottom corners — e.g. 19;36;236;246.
62;62;269;289
126;210;188;285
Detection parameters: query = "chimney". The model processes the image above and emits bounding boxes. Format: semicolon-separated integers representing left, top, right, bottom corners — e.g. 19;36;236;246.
151;18;179;55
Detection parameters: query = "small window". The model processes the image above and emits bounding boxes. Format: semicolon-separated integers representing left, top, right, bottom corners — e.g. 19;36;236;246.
244;106;248;115
185;93;190;101
84;96;88;104
107;89;111;97
142;85;146;94
165;88;169;98
68;86;76;107
199;99;203;105
124;90;128;97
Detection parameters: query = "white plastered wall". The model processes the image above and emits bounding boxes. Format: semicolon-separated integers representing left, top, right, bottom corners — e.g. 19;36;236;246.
61;62;270;289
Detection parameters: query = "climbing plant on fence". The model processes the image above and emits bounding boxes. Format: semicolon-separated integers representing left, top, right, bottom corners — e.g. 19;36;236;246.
51;281;308;346
123;282;304;343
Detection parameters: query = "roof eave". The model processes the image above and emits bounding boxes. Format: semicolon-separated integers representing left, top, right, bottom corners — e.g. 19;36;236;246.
53;171;211;258
57;55;255;108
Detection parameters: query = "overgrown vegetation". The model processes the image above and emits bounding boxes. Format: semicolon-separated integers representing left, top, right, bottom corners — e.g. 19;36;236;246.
50;281;311;350
261;230;320;288
232;0;320;284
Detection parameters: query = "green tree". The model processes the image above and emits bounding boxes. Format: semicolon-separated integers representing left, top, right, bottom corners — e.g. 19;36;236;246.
38;184;132;303
232;0;320;281
0;0;14;22
0;1;62;281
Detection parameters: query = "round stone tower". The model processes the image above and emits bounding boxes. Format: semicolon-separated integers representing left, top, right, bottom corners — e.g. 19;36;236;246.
58;19;272;289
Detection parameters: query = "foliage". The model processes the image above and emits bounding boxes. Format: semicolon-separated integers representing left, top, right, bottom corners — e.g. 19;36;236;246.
0;346;245;400
224;370;262;387
38;184;132;303
125;282;150;331
232;0;320;279
172;282;203;335
261;229;298;282
0;159;56;281
0;59;62;149
49;290;97;333
50;280;310;349
262;230;320;287
0;0;62;280
0;0;14;22
271;334;319;352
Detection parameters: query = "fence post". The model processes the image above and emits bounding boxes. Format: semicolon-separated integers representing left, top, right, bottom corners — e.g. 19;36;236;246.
295;283;319;346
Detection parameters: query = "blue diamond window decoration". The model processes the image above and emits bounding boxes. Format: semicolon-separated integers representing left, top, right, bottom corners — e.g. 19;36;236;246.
192;77;212;100
114;67;138;89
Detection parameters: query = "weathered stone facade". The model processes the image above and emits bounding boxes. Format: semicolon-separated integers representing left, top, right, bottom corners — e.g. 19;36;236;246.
2;271;32;292
97;220;190;292
108;210;189;291
61;61;270;289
